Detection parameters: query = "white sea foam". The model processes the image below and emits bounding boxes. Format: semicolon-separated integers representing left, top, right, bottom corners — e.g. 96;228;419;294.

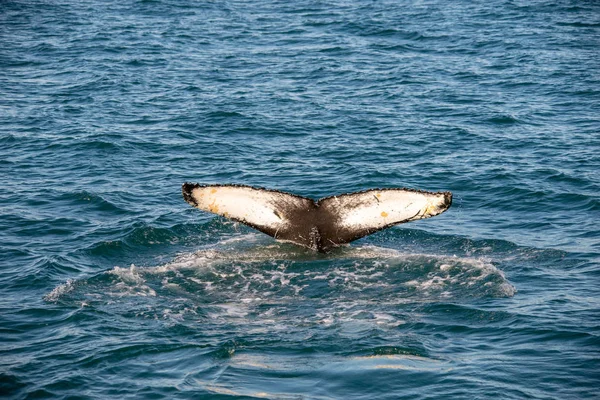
43;278;75;302
106;264;157;297
43;239;515;332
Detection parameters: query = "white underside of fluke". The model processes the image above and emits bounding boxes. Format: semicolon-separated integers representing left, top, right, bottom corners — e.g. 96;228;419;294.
323;189;449;231
186;185;311;230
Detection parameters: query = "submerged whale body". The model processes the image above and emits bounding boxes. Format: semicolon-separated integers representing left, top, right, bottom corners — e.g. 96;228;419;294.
182;183;452;252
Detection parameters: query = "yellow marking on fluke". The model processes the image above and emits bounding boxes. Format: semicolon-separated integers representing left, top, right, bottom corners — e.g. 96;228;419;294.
423;200;438;216
381;211;389;218
211;188;217;194
209;200;219;213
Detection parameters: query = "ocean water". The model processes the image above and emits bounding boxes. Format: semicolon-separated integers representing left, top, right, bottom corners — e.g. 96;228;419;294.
1;0;599;398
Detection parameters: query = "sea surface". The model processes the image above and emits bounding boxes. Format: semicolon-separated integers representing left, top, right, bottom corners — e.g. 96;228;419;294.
1;0;599;398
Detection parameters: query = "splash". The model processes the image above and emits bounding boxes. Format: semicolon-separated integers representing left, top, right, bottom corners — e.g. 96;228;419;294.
44;240;515;336
43;278;75;302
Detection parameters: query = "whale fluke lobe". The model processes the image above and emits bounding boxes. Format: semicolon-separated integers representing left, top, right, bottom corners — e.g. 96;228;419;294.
182;183;452;252
182;183;318;249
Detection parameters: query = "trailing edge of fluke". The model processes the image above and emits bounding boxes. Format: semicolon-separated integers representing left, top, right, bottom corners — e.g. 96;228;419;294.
182;183;452;252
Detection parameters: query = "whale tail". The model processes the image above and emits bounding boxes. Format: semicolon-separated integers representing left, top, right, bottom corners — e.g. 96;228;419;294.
182;183;452;252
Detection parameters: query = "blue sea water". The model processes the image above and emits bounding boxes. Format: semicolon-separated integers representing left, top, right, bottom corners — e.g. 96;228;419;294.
1;0;599;398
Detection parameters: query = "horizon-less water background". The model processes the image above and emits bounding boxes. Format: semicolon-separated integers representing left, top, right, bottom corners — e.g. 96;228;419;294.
1;0;599;398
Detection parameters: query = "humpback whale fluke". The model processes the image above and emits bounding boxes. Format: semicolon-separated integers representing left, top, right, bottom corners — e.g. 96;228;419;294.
182;183;452;252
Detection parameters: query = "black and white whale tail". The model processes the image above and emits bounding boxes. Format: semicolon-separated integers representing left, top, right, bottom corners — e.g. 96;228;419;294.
182;183;452;252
